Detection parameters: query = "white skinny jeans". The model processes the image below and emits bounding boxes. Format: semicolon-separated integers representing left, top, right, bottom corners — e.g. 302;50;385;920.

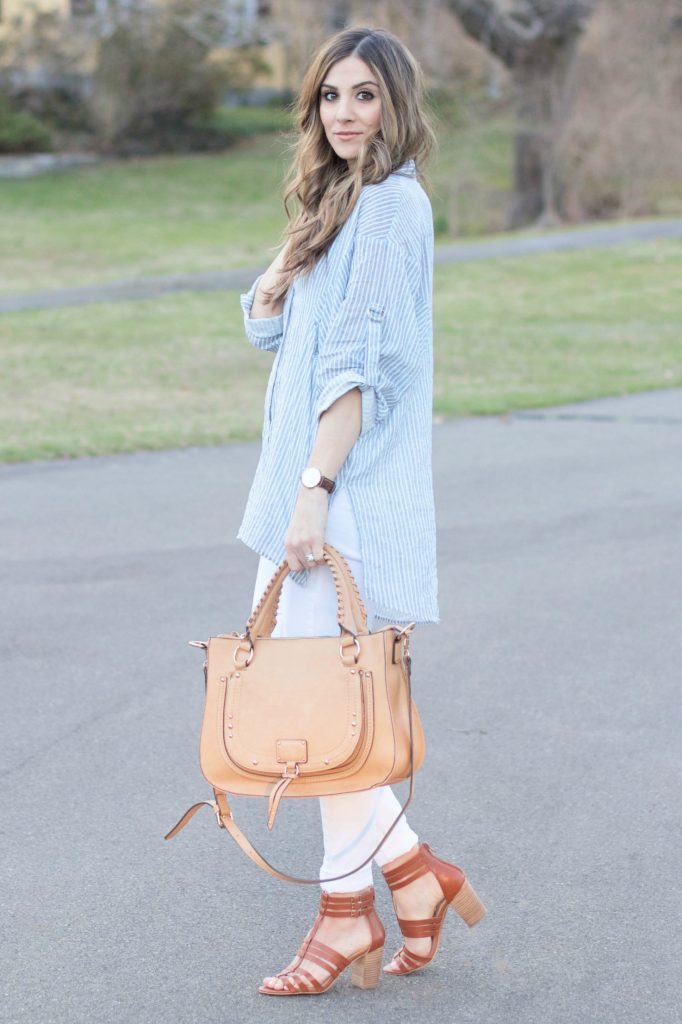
250;486;419;894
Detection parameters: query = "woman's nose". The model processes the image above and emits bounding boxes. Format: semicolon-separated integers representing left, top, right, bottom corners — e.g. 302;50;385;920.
335;97;354;122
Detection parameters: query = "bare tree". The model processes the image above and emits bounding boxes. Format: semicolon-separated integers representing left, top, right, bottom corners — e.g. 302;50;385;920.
446;0;599;226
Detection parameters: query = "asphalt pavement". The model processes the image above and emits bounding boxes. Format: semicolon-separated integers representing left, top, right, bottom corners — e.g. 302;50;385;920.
1;388;681;1024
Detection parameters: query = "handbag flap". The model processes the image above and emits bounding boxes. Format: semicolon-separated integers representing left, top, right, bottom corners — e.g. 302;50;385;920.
221;635;370;776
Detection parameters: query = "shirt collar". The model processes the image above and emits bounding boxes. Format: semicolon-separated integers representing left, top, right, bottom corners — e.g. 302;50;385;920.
394;158;417;178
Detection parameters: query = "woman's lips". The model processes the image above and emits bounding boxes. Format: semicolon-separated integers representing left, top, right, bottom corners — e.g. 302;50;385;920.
336;132;361;138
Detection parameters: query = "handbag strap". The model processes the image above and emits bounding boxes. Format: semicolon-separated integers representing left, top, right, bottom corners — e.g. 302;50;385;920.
246;543;369;641
163;635;417;885
326;545;371;636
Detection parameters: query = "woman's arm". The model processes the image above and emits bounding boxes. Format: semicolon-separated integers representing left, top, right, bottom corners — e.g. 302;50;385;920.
284;386;362;571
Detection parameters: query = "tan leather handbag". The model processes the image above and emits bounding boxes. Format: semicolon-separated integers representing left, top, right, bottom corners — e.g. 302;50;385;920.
164;543;425;884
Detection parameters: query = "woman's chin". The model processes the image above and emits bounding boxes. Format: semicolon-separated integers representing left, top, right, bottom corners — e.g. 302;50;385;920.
330;140;364;161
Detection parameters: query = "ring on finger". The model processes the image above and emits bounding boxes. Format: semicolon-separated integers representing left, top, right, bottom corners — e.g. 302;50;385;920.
305;553;315;563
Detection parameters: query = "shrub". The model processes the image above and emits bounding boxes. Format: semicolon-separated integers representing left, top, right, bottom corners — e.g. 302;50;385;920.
87;4;271;153
0;93;53;153
0;0;273;154
557;0;682;219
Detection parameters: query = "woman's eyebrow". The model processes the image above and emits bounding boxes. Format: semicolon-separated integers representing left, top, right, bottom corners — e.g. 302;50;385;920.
320;80;379;89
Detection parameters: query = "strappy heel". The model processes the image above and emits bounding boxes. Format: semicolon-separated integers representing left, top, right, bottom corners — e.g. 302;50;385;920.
258;886;385;996
381;842;486;976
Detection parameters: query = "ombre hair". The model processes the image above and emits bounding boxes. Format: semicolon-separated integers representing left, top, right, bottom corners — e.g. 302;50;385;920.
265;27;437;304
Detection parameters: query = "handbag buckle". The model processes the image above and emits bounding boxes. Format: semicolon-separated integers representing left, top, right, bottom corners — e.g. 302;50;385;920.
233;631;254;668
392;623;415;664
339;634;361;665
212;801;226;829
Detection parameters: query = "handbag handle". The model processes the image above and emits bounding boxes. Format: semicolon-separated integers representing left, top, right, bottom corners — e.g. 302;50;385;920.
246;543;369;641
164;631;417;885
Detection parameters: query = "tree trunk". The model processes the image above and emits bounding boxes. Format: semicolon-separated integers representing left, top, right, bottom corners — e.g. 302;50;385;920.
510;36;578;226
446;0;598;227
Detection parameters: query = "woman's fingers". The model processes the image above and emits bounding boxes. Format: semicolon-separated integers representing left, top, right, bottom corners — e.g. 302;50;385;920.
284;488;329;570
282;544;323;569
285;539;325;571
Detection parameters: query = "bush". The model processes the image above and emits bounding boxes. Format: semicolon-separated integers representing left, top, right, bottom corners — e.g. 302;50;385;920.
0;0;273;155
557;0;682;219
87;5;271;153
0;94;53;153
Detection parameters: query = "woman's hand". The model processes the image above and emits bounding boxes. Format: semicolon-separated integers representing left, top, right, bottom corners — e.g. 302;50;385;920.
284;487;329;571
251;241;292;318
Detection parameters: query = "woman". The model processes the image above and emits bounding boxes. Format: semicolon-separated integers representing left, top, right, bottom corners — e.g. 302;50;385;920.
238;26;485;996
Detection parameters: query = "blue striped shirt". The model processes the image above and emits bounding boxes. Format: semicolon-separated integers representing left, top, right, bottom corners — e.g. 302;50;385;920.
237;158;439;624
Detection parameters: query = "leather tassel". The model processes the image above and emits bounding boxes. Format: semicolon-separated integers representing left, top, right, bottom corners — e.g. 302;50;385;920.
267;776;295;830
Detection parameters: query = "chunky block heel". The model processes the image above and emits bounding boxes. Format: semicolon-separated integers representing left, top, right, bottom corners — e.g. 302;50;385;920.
449;877;487;927
351;944;384;989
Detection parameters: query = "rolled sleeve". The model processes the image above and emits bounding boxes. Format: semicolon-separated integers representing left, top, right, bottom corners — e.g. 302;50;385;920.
360;386;378;434
239;273;284;352
314;235;421;435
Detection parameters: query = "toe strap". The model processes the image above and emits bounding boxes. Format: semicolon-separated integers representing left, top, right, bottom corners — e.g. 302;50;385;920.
282;968;324;993
390;945;432;973
265;964;325;994
295;967;324;992
262;939;350;994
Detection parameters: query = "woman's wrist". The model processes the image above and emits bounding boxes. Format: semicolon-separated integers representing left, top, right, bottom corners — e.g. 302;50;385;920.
252;270;284;317
297;484;330;502
255;272;278;303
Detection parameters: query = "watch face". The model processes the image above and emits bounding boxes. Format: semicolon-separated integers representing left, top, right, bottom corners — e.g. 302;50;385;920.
301;467;322;488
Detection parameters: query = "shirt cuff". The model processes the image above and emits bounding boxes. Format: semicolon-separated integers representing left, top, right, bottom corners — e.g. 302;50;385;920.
359;386;377;435
239;273;284;343
316;373;377;436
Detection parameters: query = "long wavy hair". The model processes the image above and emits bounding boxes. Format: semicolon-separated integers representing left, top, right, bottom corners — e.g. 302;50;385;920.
263;27;437;305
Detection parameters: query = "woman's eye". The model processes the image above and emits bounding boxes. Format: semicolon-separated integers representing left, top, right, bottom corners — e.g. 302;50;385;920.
320;90;375;102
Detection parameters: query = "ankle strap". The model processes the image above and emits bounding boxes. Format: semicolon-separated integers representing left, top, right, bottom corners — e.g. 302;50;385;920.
319;886;375;917
382;843;431;891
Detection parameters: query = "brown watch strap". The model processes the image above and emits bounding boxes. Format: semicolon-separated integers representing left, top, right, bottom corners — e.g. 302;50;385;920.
318;475;335;494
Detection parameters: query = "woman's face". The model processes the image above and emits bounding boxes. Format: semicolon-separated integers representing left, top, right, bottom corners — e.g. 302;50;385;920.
318;55;382;164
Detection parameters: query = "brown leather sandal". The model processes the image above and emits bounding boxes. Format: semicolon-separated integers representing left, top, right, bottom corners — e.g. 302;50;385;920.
382;842;486;976
258;886;385;996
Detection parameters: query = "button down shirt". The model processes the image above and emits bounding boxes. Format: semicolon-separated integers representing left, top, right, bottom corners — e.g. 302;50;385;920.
237;158;439;624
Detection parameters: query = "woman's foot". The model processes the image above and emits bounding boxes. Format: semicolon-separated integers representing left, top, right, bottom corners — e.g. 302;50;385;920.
381;843;486;976
380;844;446;972
259;887;385;995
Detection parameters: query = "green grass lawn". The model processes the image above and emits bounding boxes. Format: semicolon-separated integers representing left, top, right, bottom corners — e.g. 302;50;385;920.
0;95;515;294
1;134;292;294
1;239;679;462
433;239;682;414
